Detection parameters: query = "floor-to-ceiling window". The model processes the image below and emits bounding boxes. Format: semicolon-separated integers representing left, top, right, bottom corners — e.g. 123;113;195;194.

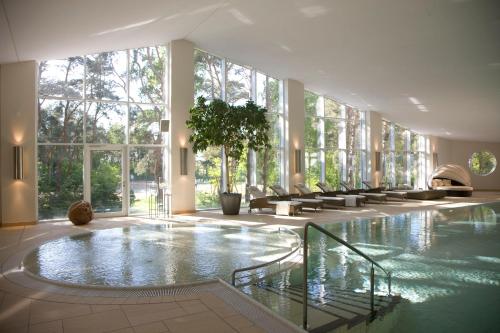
194;49;284;209
38;46;168;219
382;120;430;188
304;91;367;190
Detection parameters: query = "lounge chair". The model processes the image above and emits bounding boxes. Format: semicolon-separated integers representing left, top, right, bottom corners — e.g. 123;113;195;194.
294;183;347;208
428;164;474;197
339;181;387;203
395;189;447;200
362;181;407;201
316;182;367;207
361;180;385;192
269;184;323;211
247;186;302;215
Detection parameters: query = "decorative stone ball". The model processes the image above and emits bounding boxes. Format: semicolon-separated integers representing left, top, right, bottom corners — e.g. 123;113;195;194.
68;201;94;225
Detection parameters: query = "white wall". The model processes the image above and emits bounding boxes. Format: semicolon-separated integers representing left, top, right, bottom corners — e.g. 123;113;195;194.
0;61;37;225
434;137;500;190
169;40;196;213
284;79;305;193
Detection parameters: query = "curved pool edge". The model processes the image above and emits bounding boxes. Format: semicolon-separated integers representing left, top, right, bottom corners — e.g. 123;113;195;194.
19;223;301;290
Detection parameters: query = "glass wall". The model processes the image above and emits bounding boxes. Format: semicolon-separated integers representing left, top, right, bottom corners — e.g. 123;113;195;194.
38;46;168;219
194;49;284;209
304;91;367;191
382;120;429;188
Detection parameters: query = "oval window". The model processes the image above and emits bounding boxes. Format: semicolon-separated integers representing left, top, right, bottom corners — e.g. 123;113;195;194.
468;151;497;176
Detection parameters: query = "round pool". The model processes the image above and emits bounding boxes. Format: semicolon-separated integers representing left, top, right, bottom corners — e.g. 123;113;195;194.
23;224;299;288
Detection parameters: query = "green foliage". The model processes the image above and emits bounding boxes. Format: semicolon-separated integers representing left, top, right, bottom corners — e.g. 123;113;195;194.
469;151;497;176
187;96;271;192
38;146;84;219
91;153;122;212
38;46;167;218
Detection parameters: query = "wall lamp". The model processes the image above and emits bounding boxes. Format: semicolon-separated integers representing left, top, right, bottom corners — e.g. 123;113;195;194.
180;147;188;175
375;151;381;172
294;149;302;173
14;146;23;180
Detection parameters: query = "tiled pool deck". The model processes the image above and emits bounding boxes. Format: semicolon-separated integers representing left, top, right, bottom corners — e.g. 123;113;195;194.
1;191;498;333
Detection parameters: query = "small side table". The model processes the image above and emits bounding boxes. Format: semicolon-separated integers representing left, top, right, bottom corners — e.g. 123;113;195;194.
269;201;302;216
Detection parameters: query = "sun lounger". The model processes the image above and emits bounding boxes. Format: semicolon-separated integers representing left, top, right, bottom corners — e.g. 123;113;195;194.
339;181;387;203
395;189;447;200
294;183;346;208
362;181;407;201
269;184;323;211
247;185;303;215
315;182;367;207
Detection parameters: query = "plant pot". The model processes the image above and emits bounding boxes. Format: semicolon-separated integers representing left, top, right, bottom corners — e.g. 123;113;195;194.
220;192;242;215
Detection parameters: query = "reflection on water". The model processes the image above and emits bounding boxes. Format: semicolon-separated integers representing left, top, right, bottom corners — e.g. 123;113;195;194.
23;225;298;287
244;203;500;333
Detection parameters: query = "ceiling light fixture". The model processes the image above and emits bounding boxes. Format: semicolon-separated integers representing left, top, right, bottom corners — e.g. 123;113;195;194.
408;97;420;105
409;97;429;112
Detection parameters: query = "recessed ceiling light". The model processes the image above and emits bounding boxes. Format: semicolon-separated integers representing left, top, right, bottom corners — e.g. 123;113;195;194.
408;97;421;105
417;105;429;112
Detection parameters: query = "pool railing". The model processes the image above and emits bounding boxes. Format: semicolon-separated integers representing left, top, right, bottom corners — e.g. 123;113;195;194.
231;227;302;286
303;222;392;330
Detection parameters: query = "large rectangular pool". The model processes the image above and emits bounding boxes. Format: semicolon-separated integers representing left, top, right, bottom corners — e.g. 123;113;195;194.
245;202;500;332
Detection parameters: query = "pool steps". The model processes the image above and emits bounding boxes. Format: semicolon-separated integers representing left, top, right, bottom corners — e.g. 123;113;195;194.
248;283;401;332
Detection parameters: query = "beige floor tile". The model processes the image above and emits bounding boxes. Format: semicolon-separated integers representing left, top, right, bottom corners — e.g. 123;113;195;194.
0;293;31;330
223;314;254;330
164;311;236;333
121;302;186;326
199;293;227;308
62;309;130;333
132;321;168;333
178;300;209;314
29;320;63;333
109;328;134;333
29;300;91;324
173;294;198;302
159;296;176;303
91;304;121;313
210;304;239;318
236;325;267;333
0;323;28;333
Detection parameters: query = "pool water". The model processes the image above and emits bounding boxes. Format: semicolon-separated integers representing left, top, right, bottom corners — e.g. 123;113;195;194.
23;224;299;287
244;202;500;332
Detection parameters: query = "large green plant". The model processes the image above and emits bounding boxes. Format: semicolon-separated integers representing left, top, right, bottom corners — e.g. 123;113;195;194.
187;96;271;193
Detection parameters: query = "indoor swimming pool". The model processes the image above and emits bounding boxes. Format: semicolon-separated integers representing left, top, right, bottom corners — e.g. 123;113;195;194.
245;202;500;332
23;224;299;287
22;203;500;332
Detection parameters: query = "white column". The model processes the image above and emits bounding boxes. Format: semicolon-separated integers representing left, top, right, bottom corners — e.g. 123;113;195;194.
0;61;38;225
283;79;305;193
169;40;196;213
368;111;382;187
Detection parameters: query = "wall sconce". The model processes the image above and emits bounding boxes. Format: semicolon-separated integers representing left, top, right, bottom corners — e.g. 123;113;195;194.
433;152;438;168
160;119;170;132
14;146;23;180
375;151;381;172
180;147;188;175
294;149;302;173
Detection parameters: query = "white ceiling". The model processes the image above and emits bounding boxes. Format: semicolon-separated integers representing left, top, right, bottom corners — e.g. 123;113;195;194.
1;0;499;142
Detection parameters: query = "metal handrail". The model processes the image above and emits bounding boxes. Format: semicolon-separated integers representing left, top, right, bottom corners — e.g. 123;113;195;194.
302;222;392;330
231;227;302;286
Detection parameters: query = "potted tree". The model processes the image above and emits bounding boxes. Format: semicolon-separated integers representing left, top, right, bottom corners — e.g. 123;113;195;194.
187;96;271;215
